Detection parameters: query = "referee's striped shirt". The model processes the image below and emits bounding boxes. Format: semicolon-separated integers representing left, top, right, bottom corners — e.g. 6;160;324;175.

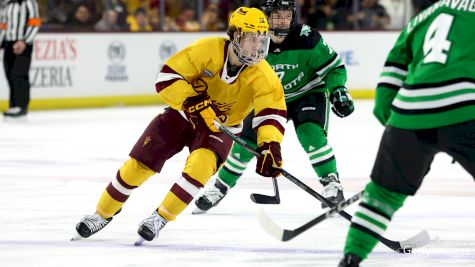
0;0;41;45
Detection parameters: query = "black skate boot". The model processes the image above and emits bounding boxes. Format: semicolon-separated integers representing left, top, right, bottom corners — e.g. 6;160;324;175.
338;253;362;267
192;179;229;214
320;173;345;208
75;213;112;238
137;210;168;242
3;107;27;117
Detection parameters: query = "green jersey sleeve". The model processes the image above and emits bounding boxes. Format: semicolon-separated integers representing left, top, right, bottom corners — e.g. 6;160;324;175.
374;29;410;125
310;37;348;93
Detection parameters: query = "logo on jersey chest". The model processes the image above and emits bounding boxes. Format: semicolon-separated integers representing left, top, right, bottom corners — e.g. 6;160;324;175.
272;64;299;71
283;71;305;90
192;78;208;93
271;63;305;90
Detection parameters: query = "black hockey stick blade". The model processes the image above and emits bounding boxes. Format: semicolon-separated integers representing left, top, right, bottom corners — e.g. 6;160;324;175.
250;177;280;204
213;121;281;205
250;193;279;204
258;191;363;241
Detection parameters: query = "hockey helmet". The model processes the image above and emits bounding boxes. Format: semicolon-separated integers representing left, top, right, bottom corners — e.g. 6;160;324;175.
262;0;296;37
227;7;270;65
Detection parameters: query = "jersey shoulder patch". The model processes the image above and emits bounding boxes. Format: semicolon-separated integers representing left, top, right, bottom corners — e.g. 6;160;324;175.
285;24;322;50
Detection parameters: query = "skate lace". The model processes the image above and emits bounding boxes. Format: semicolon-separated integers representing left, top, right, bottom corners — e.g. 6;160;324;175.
322;181;343;198
82;214;109;233
141;212;167;238
203;187;225;205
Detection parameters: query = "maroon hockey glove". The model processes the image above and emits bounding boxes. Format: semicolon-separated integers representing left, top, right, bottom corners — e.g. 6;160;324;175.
183;94;225;132
256;141;282;178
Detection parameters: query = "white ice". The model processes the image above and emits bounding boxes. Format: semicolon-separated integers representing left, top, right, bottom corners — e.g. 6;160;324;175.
0;100;474;267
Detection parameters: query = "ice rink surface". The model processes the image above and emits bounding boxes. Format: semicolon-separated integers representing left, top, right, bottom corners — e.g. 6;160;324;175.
1;100;474;267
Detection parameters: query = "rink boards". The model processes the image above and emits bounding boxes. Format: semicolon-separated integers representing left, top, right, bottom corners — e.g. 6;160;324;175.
0;32;397;110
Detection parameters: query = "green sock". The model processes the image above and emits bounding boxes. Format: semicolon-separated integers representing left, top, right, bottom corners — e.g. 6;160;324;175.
218;142;255;188
296;122;337;177
344;181;408;260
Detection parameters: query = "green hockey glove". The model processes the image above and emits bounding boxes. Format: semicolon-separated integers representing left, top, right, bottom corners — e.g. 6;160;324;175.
373;88;398;125
331;87;355;118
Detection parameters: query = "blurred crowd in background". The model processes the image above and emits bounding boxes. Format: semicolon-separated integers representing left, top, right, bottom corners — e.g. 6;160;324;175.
6;0;434;32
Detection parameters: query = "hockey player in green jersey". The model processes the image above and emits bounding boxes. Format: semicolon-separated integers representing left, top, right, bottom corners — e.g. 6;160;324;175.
339;1;475;266
193;0;355;214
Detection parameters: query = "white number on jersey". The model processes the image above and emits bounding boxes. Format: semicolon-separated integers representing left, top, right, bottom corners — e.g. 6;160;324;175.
275;71;285;81
423;13;454;64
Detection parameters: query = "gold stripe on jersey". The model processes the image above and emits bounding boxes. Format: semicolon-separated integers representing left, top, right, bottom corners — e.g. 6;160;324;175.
155;37;287;144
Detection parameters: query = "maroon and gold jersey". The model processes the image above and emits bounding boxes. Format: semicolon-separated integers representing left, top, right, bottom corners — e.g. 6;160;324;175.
155;37;287;144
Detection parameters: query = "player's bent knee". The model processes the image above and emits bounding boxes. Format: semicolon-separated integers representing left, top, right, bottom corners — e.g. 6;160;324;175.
183;148;218;185
119;157;156;186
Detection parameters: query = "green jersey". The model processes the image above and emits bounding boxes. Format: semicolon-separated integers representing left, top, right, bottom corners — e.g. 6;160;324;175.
266;24;347;103
375;0;475;129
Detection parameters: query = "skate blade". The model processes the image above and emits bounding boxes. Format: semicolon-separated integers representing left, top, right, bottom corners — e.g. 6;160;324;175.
70;234;82;241
134;236;146;246
3;116;27;122
191;208;207;215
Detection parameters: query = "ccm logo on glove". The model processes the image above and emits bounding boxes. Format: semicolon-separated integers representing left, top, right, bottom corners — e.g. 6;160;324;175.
185;98;213;113
183;94;226;132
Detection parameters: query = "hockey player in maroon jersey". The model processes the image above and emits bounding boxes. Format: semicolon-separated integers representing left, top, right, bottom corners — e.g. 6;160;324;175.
73;7;287;244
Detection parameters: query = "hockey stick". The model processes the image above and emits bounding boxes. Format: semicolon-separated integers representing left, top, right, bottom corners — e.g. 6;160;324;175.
215;122;280;204
258;190;363;241
250;177;280;204
214;121;430;253
277;168;429;253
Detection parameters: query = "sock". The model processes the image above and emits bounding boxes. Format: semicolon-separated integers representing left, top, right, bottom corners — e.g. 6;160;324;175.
159;149;218;221
218;141;255;188
344;181;408;260
296;122;337;178
97;158;155;218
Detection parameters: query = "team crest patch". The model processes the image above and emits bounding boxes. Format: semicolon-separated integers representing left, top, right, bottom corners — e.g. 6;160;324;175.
217;114;227;124
143;136;152;147
300;25;311;37
202;69;214;77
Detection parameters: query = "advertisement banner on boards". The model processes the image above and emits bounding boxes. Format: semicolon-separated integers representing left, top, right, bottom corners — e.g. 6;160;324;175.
0;32;397;101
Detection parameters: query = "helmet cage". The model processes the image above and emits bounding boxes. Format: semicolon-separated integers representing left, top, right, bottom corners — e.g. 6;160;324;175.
262;0;296;37
232;30;270;65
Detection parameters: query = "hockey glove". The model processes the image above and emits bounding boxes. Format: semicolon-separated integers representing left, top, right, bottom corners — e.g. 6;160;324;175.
373;88;398;125
183;94;224;132
331;87;354;118
256;141;282;178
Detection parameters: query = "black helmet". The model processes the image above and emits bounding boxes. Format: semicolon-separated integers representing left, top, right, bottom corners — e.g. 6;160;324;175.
262;0;296;37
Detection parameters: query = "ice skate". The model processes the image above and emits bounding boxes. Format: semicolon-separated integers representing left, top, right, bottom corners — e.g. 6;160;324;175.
320;173;344;208
338;253;362;267
3;107;27;122
73;213;112;240
192;180;228;214
3;107;27;117
135;210;167;245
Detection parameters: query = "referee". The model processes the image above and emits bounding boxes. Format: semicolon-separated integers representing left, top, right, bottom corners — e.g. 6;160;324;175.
0;0;40;118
